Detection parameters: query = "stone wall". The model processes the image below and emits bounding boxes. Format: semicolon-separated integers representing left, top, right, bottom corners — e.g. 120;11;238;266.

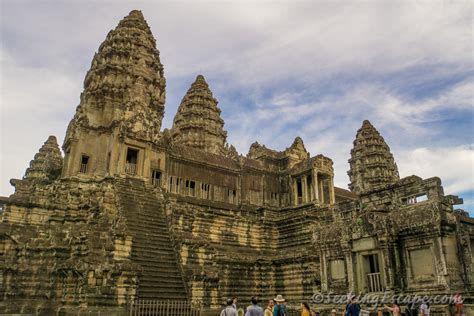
165;197;326;307
0;178;138;314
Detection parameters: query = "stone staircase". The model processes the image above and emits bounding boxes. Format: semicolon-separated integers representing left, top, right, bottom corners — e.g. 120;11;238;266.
115;177;188;300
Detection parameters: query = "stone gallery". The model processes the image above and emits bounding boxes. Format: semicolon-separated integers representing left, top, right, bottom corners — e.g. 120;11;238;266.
0;10;472;315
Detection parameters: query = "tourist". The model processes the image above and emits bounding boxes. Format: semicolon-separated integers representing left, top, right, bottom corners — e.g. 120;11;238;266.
264;300;275;316
233;297;239;310
344;293;352;314
273;295;288;316
245;296;263;316
420;302;430;316
453;293;463;315
384;302;401;316
221;298;238;316
345;296;361;316
300;301;312;316
404;303;418;316
330;309;337;316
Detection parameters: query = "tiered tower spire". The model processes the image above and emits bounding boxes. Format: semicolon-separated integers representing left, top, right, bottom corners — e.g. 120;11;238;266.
24;136;63;181
65;10;165;144
348;120;399;194
171;75;227;155
61;10;166;177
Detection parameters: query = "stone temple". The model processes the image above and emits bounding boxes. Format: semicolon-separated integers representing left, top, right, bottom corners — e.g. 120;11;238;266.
1;10;473;315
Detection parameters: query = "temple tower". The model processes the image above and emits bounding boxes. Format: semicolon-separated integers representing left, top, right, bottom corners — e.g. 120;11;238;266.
62;10;165;177
348;120;399;194
171;75;227;155
24;136;63;182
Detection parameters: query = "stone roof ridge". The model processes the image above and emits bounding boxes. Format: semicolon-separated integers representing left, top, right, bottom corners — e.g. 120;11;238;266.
170;144;240;170
284;136;308;155
247;141;285;159
247;136;311;162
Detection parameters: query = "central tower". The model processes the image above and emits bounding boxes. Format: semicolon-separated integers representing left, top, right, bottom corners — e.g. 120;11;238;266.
62;10;166;177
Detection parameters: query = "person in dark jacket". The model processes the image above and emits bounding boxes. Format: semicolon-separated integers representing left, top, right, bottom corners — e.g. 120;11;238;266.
345;297;361;316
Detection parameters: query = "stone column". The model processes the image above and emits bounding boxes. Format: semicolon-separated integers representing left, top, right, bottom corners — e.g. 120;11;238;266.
302;176;307;203
307;174;313;202
313;170;319;202
320;253;328;292
139;147;146;177
293;178;298;206
196;180;202;198
436;236;449;287
319;179;324;204
345;250;355;293
380;243;395;291
329;176;336;204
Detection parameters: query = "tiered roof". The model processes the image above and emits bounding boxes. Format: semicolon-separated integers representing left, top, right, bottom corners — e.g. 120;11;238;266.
24;136;63;181
64;10;166;144
348;120;399;194
171;75;227;155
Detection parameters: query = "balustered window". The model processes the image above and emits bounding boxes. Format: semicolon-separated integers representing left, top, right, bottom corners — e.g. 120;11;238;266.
151;170;161;186
79;155;89;174
125;148;139;175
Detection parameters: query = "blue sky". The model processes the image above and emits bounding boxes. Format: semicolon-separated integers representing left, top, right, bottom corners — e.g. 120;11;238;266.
1;1;473;214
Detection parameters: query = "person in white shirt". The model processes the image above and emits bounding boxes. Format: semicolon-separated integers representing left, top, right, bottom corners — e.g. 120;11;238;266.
221;298;237;316
420;302;430;316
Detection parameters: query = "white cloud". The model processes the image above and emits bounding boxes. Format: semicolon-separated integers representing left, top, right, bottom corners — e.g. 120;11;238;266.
225;77;473;197
396;145;474;194
0;48;80;195
375;80;474;129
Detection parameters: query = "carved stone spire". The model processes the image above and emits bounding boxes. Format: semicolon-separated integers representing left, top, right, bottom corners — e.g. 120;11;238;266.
348;120;399;194
65;10;165;144
171;75;227;155
24;136;63;181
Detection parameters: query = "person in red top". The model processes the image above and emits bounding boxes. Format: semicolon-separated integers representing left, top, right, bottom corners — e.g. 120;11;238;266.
453;293;463;315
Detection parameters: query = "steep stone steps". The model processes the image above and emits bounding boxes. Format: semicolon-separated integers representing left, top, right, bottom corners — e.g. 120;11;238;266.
115;177;188;300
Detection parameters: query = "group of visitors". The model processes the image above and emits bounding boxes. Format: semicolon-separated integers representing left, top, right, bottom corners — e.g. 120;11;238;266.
342;295;431;316
219;295;316;316
221;292;463;316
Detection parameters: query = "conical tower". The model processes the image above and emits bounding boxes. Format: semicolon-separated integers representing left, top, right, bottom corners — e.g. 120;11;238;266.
348;120;399;194
24;136;63;182
171;75;227;155
62;10;165;177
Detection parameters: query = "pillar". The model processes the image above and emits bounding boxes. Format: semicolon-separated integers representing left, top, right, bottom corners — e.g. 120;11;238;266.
313;170;319;202
319;179;324;204
329;175;335;204
302;176;308;203
345;250;355;293
320;253;328;292
293;178;298;206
